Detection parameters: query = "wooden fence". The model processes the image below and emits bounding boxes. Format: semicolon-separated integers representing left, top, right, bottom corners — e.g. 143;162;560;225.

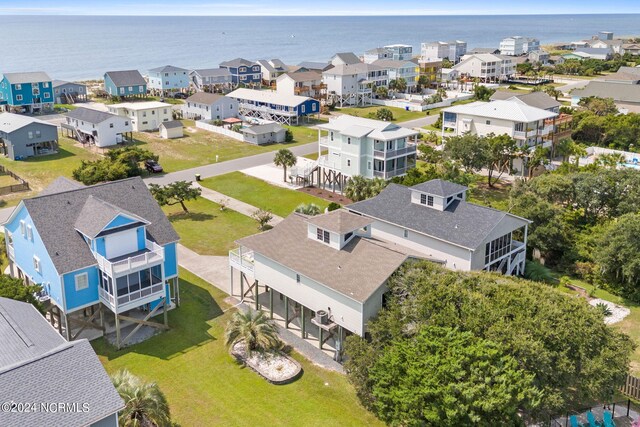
0;165;29;195
621;374;640;401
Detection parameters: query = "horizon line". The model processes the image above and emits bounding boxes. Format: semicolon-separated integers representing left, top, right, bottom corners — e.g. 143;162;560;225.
3;12;640;17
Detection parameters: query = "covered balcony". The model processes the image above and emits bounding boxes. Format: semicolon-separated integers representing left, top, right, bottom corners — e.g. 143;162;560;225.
95;238;164;278
98;264;165;313
229;247;255;275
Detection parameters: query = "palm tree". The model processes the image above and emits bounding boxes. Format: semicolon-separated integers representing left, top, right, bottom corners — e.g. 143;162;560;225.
344;175;371;202
111;370;172;427
273;149;297;182
225;309;280;355
294;203;322;216
395;77;408;93
544;85;562;101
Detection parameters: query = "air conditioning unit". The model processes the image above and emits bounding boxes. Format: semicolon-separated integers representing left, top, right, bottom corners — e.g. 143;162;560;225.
315;310;328;325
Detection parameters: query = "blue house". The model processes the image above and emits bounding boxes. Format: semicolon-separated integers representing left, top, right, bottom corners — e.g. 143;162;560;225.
147;65;190;94
219;58;262;86
227;88;320;125
0;71;54;114
104;70;147;98
3;176;180;348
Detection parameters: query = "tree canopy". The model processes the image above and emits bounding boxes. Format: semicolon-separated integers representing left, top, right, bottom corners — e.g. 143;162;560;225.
273;149;297;182
0;275;44;313
149;181;201;214
344;261;634;425
73;146;157;185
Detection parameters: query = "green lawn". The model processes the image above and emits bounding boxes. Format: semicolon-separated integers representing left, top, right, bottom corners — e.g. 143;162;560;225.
201;172;329;218
93;268;381;426
133;120;321;173
0;135;102;206
335;105;425;122
466;176;512;211
304;150;328;161
89;95;185;105
162;197;259;255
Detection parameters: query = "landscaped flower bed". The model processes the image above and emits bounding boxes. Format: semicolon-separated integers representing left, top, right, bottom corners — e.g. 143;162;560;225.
231;342;302;385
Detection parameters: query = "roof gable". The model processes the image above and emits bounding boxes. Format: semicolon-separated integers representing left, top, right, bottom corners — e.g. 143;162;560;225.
105;70;146;87
2;71;51;84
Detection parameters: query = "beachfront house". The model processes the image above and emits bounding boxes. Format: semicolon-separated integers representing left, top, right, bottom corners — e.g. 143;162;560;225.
182;92;238;120
330;52;361;67
147;65;190;95
499;36;540;56
241;122;286;145
104;70;147;98
0;112;58;160
52;80;87;104
420;40;467;63
347;179;530;275
3;176;180;349
0;297;124;427
108;101;172;131
190;68;233;91
314;115;418;188
62;107;133;147
453;53;515;82
372;59;419;92
227;88;319;125
276;71;326;99
0;72;54;114
418;60;443;86
322;63;387;107
588;38;623;54
256;59;288;86
219;58;262;86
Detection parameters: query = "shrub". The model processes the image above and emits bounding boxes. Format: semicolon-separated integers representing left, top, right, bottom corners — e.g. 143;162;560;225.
327;202;341;211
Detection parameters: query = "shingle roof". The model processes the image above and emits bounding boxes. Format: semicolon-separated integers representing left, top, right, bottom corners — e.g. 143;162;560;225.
74;195;148;239
2;71;51;84
372;59;417;69
410;179;468;198
323;63;383;76
0;297;124;427
52;79;85;88
280;71;322;83
489;91;561;110
104;69;146;87
15;177;179;274
348;183;529;250
317;115;418;141
443;99;557;122
219;58;257;68
307;209;372;234
0;112;55;134
332;52;361;65
38;177;83;196
65;107;121;124
149;65;189;73
191;68;232;78
600;66;640;83
161;120;183;129
186;92;226;104
572;81;640;103
237;213;412;302
241;123;284;135
296;61;331;71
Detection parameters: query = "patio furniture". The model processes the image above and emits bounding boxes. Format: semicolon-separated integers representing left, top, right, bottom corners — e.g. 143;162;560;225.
569;415;581;427
587;411;599;427
603;410;615;427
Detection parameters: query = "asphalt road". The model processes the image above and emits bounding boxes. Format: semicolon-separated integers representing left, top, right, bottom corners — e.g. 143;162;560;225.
398;114;440;129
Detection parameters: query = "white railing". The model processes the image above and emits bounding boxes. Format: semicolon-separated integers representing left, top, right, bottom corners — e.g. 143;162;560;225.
318;136;330;146
318;155;340;171
238;102;297;117
195;120;244;141
99;283;164;311
7;245;14;260
290;161;318;179
443;120;457;128
95;239;165;278
373;144;417;159
229;248;255;274
373;167;408;179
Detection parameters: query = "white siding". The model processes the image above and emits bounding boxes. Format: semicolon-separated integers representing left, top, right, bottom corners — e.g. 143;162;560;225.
105;229;138;259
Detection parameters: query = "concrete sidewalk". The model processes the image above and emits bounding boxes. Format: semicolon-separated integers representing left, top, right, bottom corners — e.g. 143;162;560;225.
178;244;230;294
194;183;284;225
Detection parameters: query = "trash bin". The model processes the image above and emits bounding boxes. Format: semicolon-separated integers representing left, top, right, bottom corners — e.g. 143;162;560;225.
195;174;201;182
405;106;410;111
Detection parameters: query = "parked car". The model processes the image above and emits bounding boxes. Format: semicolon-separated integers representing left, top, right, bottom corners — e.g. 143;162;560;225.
173;93;188;99
145;159;163;173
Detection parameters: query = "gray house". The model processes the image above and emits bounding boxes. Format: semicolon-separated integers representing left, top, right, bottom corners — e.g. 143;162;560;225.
0;112;58;160
182;92;238;120
52;80;88;104
189;68;233;91
0;297;124;427
242;122;286;145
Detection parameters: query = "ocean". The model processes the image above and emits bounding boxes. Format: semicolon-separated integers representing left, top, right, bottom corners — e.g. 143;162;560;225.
1;14;638;81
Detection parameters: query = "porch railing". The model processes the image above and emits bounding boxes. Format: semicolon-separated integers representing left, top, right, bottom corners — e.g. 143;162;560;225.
373;144;417;160
95;239;165;278
229;248;255;274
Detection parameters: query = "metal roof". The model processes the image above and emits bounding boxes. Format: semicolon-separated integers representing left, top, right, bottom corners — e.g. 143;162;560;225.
12;177;179;275
443;99;557;123
317;115;418;141
227;88;313;108
0;112;55;134
2;71;51;84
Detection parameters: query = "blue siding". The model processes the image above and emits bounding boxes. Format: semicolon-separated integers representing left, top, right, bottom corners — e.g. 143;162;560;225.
163;242;178;278
220;64;262;85
137;227;145;251
299;98;320;117
4;204;63;308
104;74;147;97
0;77;54;107
104;214;138;230
96;237;106;257
62;266;100;312
149;283;171;311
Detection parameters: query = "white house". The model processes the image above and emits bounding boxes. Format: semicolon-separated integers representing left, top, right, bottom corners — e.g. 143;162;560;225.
312;115;418;188
347;180;530;275
453;53;515;82
62;107;132;147
108;101;173;131
276;71;325;98
330;52;361;67
182;92;238;120
372;59;419;91
383;44;413;61
500;36;525;56
322;63;388;107
256;59;288;85
159;120;183;139
241;122;286;145
420;40;467;63
442;98;558;149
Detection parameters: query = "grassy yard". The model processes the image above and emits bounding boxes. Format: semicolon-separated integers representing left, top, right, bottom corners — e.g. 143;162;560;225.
133;119;321;173
466;176;512;211
89;95;185;105
162;196;259;256
304;150;328;161
201;172;329;218
93;268;381;426
335;105;425;122
0;135;102;206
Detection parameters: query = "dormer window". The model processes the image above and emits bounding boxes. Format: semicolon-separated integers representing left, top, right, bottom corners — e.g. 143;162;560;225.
420;194;434;206
316;228;330;243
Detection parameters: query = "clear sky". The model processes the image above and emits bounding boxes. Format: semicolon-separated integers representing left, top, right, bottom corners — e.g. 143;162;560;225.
2;0;640;16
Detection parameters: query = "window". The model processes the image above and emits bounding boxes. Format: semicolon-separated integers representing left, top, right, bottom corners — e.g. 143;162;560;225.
151;110;155;115
75;273;89;291
486;120;491;125
347;159;351;166
15;84;21;90
447;196;453;204
19;220;25;236
16;95;23;101
35;130;41;138
312;103;316;111
239;67;247;72
33;256;41;273
347;137;351;144
43;82;49;88
368;161;372;170
44;92;50;99
109;123;114;128
26;225;33;241
143;112;147;117
301;105;305;113
119;87;125;95
330;132;334;141
165;81;170;85
128;86;133;91
427;195;434;206
345;232;353;241
484;233;512;264
420;194;427;205
28;131;33;139
403;229;408;238
316;228;330;244
125;121;129;126
296;274;301;283
316;227;323;241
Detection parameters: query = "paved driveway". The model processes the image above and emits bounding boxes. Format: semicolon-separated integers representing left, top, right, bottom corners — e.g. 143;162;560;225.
398;114;439;129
